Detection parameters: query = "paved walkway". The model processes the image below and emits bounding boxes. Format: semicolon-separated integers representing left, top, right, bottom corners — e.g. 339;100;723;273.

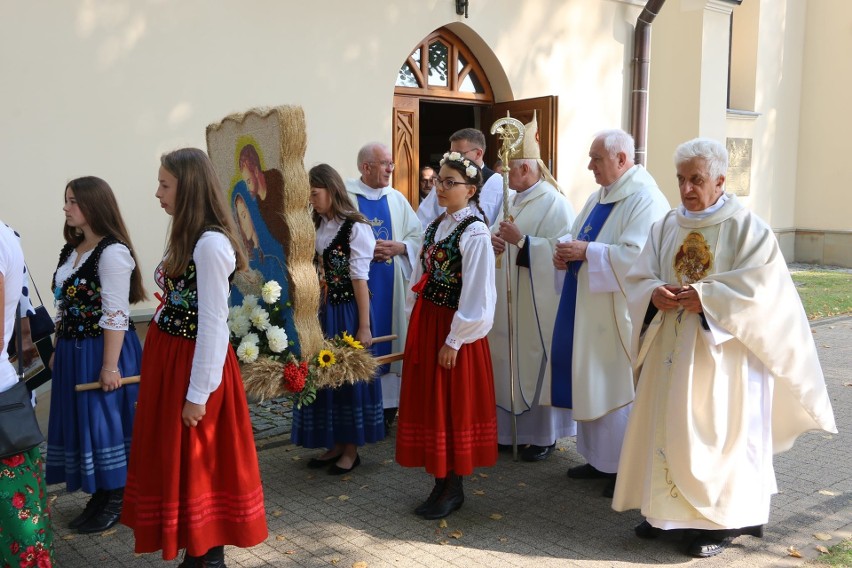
46;315;851;567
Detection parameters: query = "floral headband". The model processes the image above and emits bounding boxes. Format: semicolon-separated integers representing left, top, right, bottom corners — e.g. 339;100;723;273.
440;151;480;180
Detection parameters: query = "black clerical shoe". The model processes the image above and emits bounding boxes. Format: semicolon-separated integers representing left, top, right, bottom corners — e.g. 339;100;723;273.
735;525;764;538
520;443;555;462
567;463;616;479
634;520;663;539
601;476;617;498
384;408;398;430
497;443;514;453
685;532;731;558
328;454;360;475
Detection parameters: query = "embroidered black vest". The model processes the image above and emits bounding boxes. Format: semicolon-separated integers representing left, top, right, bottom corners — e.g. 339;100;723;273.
53;236;132;339
157;229;230;340
419;215;478;310
321;219;356;306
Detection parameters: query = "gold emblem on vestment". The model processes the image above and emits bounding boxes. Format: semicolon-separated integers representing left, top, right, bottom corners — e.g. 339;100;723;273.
674;231;713;285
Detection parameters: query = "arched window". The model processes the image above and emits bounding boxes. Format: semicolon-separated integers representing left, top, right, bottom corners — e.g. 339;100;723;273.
395;28;493;102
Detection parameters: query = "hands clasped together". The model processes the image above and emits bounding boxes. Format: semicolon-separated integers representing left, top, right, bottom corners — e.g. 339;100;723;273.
552;240;589;269
652;284;702;313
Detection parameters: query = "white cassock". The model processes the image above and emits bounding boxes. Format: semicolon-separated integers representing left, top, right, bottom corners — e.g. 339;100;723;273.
346;179;423;408
489;179;577;446
416;172;507;230
612;194;837;530
552;165;670;472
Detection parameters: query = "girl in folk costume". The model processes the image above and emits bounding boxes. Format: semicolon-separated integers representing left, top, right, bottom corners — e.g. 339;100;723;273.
396;152;498;520
47;176;145;534
291;164;384;474
122;149;267;567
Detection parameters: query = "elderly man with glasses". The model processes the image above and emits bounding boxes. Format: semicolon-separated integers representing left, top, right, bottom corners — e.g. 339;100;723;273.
417;128;506;229
346;142;423;430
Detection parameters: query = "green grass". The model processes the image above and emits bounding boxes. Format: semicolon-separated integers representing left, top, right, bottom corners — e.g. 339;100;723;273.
809;538;852;565
791;270;852;320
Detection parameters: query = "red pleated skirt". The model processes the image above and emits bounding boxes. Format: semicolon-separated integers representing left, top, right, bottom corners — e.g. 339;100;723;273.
121;323;267;560
396;299;497;477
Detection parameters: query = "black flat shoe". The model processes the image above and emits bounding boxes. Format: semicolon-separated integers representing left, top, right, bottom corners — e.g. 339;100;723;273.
520;443;555;462
567;463;616;479
686;532;731;558
328;455;360;475
307;454;341;469
634;520;663;539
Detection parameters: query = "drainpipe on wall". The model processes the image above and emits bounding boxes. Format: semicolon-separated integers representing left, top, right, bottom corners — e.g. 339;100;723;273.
630;0;666;166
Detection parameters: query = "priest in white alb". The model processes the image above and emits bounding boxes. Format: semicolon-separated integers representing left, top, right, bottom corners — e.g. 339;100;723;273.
550;129;669;497
612;138;837;558
489;114;576;462
346;142;423;428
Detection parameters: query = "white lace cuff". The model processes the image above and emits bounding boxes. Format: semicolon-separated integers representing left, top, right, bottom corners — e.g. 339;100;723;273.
99;308;130;331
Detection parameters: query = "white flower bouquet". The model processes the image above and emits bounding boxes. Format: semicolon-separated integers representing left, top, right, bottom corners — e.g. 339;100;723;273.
229;280;292;363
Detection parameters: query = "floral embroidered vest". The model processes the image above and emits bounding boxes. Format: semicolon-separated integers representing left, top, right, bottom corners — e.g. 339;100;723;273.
53;236;132;339
419;215;477;310
157;229;230;340
321;219;356;306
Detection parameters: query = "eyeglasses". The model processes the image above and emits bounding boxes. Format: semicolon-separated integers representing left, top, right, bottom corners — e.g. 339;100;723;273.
365;160;395;170
436;176;471;190
458;148;481;157
419;176;437;186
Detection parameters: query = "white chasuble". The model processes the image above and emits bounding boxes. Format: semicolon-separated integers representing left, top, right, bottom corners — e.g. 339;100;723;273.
612;195;837;529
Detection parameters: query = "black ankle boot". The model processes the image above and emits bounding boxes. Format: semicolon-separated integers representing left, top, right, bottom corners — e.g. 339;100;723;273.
414;477;446;516
178;551;202;568
68;490;108;529
201;545;226;568
77;487;123;534
422;473;464;520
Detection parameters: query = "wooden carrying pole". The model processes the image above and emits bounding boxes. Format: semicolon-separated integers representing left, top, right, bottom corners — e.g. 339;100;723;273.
75;375;140;391
74;335;401;392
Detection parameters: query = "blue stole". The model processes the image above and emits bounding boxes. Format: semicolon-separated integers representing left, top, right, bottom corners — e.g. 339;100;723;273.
356;195;395;374
550;201;616;408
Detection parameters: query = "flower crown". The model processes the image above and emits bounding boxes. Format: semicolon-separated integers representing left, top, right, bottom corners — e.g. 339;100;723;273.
440;151;480;180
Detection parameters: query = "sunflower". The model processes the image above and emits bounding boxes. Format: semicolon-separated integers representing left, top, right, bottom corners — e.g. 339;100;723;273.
341;332;364;350
317;349;336;368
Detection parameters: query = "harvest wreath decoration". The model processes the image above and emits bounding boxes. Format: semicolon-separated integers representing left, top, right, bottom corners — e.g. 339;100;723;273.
228;280;378;408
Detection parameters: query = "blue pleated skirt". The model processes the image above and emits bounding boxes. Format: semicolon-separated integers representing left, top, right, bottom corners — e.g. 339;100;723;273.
291;300;384;448
45;331;142;493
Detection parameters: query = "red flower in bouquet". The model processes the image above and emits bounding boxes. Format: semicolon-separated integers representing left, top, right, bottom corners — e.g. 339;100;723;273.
282;360;309;393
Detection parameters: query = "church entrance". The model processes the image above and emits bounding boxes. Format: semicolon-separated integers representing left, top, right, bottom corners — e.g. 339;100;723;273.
392;26;559;210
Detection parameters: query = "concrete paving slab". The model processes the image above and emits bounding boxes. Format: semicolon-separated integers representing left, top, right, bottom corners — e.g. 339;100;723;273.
45;316;851;567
